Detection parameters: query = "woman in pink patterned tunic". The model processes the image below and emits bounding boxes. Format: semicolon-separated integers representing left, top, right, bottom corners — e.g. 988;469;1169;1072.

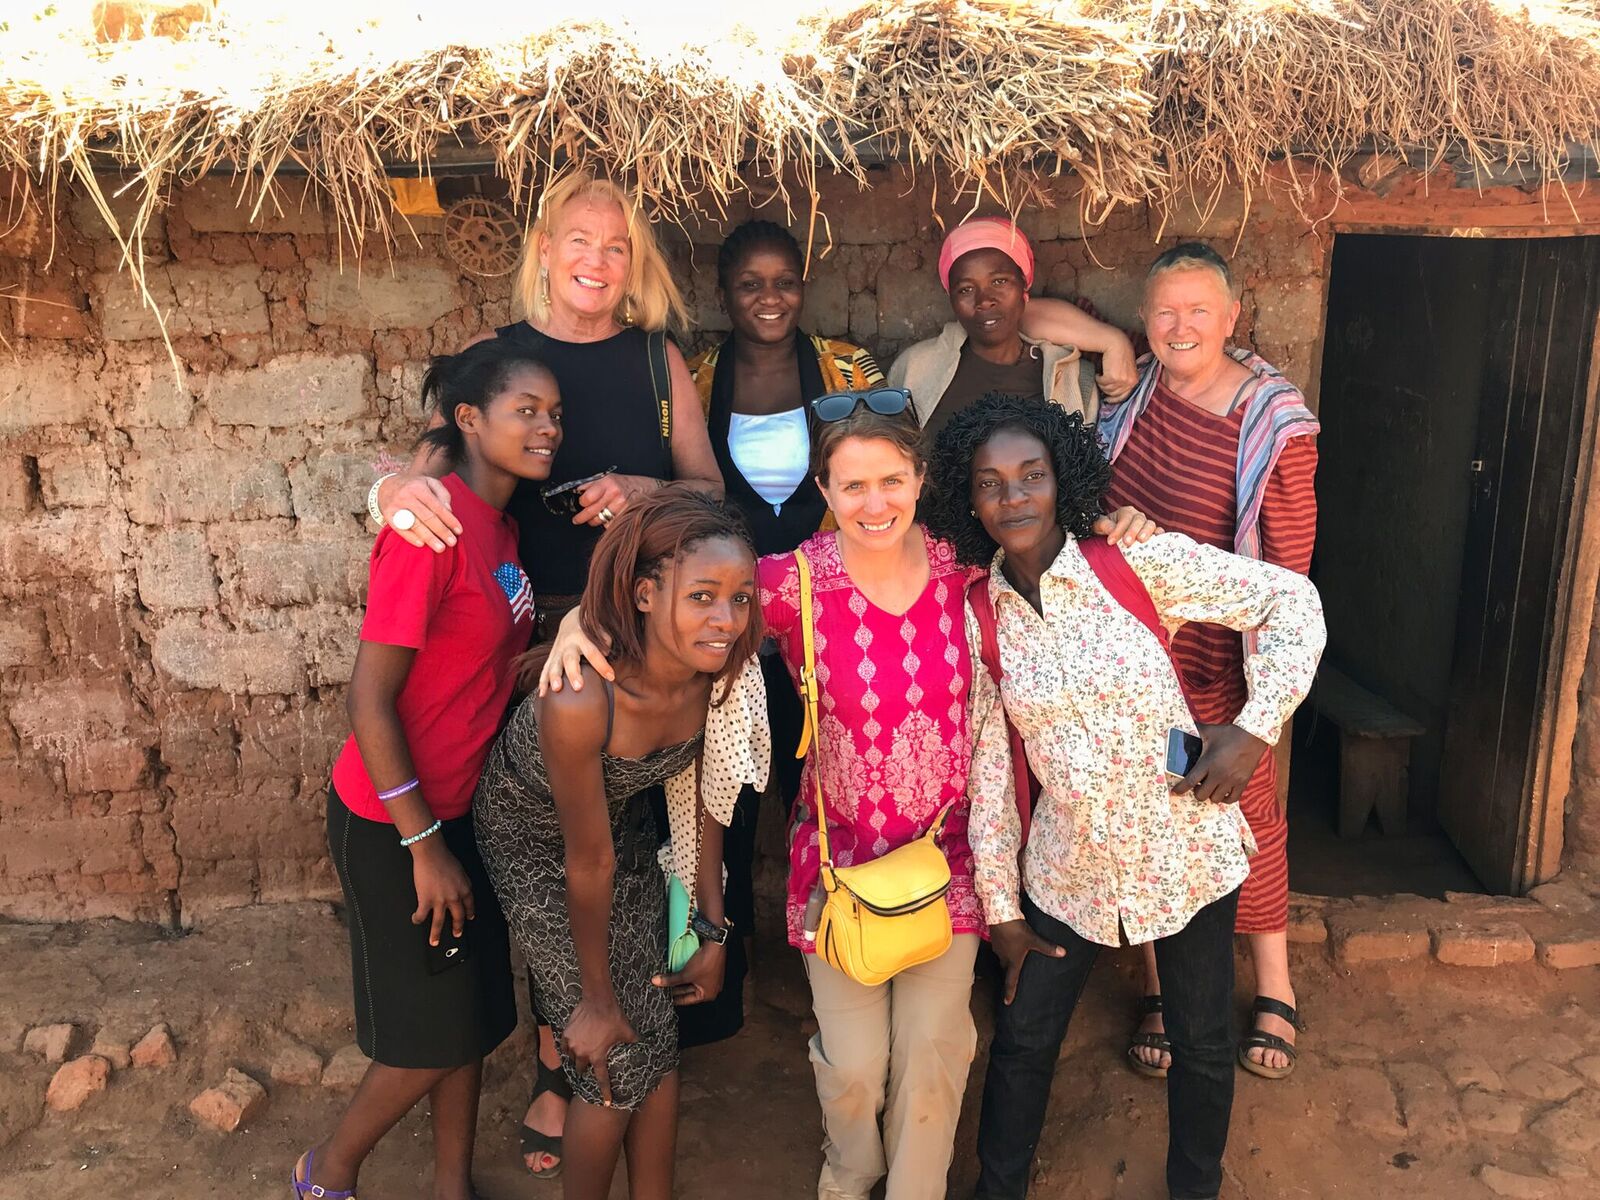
756;440;986;1199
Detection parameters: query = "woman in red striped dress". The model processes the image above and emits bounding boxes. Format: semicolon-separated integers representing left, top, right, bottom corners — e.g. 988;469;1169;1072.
1100;243;1320;1080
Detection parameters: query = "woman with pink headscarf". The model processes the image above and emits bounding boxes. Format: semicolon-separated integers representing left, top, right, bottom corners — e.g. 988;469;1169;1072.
887;216;1138;433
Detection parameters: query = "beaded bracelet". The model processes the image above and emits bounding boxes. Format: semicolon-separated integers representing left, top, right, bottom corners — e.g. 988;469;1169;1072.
399;820;442;848
377;778;419;802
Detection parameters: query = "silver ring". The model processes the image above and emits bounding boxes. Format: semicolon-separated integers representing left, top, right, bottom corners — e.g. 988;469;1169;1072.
599;506;615;524
391;508;417;532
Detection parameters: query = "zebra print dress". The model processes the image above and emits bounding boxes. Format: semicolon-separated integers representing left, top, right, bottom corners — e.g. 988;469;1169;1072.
473;684;702;1110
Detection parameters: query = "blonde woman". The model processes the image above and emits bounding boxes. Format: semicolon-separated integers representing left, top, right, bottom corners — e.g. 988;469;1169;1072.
372;172;722;1177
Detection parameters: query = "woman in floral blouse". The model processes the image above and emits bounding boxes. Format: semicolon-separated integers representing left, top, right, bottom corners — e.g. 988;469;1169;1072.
923;393;1324;1200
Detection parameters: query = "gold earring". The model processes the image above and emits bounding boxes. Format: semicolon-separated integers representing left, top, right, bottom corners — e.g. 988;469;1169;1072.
620;296;634;326
539;267;551;309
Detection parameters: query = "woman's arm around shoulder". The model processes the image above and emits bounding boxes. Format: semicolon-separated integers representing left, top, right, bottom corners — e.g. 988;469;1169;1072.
1019;297;1137;400
368;333;503;552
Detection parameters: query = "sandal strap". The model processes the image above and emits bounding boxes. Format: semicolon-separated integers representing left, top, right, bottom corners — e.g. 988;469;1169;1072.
532;1057;573;1102
1136;994;1164;1017
520;1124;563;1157
1240;1030;1298;1061
293;1150;358;1200
1251;995;1301;1029
1128;1032;1173;1052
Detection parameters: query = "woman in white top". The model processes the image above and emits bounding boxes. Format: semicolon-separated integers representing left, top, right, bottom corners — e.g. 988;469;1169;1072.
923;393;1325;1200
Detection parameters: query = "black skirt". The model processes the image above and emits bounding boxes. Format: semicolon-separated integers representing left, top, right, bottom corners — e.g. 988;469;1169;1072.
327;788;517;1069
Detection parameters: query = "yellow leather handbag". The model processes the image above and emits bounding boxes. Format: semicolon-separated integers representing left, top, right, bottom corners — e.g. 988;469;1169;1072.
794;550;954;987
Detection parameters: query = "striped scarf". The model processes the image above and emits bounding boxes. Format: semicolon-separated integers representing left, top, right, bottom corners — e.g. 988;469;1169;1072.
1098;349;1319;660
1098;348;1320;562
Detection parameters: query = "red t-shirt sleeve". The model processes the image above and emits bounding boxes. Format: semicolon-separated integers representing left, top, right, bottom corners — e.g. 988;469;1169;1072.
1259;434;1318;577
360;531;454;650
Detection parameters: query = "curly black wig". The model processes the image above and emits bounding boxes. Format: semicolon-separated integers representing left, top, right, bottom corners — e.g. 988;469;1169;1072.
923;392;1111;568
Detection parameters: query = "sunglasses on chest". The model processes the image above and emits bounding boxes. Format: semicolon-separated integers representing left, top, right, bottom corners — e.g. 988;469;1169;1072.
811;387;914;423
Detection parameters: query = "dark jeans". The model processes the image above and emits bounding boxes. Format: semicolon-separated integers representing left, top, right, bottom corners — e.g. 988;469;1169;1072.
975;887;1241;1200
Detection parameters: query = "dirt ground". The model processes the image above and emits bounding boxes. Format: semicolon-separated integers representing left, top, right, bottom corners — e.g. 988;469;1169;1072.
1;902;1596;1200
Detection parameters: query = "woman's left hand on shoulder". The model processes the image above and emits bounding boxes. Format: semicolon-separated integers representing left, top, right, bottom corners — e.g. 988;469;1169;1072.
1093;505;1162;547
1174;722;1269;804
1096;335;1139;401
652;940;726;1006
572;472;661;527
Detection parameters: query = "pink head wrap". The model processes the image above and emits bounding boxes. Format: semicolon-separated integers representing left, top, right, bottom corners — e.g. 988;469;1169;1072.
937;217;1036;292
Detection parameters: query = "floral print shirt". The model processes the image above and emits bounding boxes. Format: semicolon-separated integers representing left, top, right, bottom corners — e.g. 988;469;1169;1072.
760;527;987;950
965;532;1325;947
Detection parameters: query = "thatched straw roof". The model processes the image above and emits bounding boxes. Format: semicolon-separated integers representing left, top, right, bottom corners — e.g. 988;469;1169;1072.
3;0;1598;262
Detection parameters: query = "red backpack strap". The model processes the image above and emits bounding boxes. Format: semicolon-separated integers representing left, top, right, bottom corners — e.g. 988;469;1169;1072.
1079;538;1193;710
966;577;1038;849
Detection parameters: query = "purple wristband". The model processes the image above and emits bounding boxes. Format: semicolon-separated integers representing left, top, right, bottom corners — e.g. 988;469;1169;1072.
377;778;420;802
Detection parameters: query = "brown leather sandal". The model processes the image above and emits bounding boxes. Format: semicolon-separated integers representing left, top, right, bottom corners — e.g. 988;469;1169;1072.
1238;995;1302;1080
1126;994;1171;1079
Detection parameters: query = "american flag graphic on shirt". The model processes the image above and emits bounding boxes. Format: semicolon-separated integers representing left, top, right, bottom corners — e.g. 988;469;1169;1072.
494;562;534;624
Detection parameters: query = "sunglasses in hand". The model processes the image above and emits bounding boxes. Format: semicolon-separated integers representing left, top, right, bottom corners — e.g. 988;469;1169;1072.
540;467;616;517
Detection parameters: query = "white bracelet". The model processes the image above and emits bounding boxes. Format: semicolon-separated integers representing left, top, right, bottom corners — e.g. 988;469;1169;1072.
399;819;442;847
367;473;397;526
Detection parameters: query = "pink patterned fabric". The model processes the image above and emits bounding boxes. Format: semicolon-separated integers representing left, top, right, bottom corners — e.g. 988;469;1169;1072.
759;528;987;951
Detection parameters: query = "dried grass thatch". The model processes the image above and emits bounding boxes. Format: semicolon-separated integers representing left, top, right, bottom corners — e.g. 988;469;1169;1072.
1;0;1596;281
1123;0;1600;224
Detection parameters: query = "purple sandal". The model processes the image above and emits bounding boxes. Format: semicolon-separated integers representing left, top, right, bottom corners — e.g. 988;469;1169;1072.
292;1150;356;1199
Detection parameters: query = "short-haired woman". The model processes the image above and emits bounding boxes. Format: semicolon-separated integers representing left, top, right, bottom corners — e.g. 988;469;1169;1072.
473;487;766;1200
1102;242;1320;1081
923;393;1325;1200
295;341;563;1200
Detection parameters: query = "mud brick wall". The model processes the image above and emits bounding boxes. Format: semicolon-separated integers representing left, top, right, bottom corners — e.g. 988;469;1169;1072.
0;163;1579;925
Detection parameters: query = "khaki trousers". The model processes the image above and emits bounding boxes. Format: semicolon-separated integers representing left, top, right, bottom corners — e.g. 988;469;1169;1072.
803;934;980;1200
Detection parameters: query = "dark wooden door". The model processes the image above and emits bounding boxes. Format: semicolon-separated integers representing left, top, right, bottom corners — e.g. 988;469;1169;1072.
1439;237;1600;893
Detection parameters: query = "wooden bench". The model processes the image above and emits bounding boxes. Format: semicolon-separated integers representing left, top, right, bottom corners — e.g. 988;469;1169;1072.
1311;665;1425;838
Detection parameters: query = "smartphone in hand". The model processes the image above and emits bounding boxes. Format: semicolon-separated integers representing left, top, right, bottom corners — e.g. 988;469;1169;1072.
1165;728;1203;786
426;926;471;975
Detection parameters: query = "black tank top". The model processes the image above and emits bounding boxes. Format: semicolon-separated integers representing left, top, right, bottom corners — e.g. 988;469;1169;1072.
496;323;673;595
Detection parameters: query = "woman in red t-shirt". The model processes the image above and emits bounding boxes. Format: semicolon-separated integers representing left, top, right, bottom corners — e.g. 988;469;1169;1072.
293;340;563;1200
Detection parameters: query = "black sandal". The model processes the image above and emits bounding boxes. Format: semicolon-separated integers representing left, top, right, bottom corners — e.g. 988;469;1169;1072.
1126;994;1172;1079
520;1057;572;1178
1238;996;1302;1080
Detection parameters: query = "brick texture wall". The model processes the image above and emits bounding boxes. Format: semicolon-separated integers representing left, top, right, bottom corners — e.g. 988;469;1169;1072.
0;163;1588;924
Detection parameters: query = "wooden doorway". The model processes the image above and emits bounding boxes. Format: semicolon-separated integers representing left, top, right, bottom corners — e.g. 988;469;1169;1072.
1308;233;1600;895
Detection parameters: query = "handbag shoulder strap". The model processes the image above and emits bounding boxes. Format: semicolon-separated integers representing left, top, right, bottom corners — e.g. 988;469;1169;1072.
1079;537;1192;708
792;550;833;866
